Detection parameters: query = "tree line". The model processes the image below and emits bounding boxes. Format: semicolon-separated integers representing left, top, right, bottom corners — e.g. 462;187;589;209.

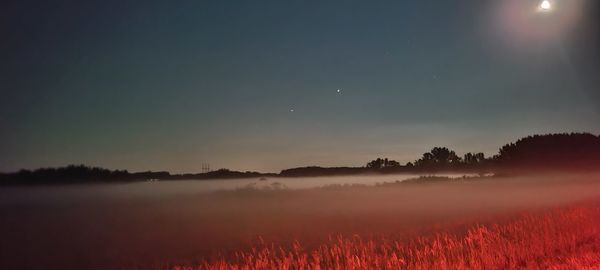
0;165;269;185
365;133;600;172
1;133;599;185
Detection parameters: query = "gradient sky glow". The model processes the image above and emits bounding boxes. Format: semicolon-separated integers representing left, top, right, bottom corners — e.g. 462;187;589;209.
1;0;599;173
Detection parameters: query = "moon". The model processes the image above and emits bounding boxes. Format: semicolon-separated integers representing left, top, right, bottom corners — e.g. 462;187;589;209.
540;0;551;11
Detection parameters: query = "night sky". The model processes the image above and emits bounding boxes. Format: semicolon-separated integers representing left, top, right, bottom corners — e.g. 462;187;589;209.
2;0;599;173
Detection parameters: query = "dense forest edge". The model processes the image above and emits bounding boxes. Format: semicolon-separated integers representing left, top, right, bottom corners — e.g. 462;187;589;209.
2;133;599;185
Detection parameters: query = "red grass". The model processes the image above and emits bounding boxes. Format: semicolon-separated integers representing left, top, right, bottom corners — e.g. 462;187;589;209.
172;203;600;269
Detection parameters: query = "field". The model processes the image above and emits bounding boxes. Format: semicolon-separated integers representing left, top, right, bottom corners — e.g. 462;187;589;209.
174;202;600;269
2;174;600;269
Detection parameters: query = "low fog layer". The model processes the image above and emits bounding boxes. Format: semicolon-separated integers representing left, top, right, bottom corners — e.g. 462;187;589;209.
1;174;600;269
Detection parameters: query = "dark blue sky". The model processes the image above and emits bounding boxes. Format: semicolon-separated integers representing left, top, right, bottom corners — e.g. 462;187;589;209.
2;0;599;172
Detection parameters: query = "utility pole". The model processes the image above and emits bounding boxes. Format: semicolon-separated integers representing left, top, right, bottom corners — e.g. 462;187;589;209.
201;163;211;173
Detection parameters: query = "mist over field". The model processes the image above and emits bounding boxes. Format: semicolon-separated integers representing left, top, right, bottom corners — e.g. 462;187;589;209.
2;173;600;269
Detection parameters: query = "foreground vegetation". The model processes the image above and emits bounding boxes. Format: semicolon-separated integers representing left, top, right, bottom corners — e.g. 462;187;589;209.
173;202;600;269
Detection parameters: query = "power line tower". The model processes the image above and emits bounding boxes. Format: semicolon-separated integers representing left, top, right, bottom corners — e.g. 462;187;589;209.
201;163;211;173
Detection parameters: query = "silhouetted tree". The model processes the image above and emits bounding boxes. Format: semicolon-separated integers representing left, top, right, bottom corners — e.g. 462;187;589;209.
415;152;435;167
430;147;461;164
414;147;462;170
464;152;486;165
366;158;401;169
